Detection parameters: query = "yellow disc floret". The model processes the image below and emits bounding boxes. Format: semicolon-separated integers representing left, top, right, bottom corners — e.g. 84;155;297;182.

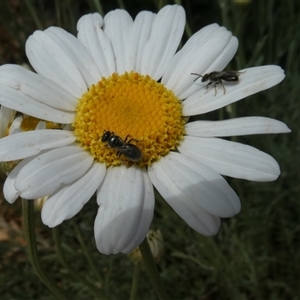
20;115;61;131
73;72;185;167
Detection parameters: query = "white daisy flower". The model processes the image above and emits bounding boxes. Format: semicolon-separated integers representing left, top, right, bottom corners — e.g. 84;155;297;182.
0;5;290;255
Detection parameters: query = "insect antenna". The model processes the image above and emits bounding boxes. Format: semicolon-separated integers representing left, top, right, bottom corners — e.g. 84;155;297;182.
191;73;203;82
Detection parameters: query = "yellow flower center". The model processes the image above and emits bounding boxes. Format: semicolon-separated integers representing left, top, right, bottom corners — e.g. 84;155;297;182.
20;115;61;131
73;72;185;167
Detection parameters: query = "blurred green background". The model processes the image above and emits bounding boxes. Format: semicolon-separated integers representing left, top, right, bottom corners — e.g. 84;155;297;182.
0;0;299;299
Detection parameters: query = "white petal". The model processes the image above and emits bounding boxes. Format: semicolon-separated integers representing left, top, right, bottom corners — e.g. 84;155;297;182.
26;30;87;98
130;11;155;73
0;65;77;110
0;66;75;123
163;24;238;98
148;154;223;236
122;169;155;253
185;117;291;137
95;166;154;254
0;86;74;124
182;35;238;100
8;116;22;135
3;156;38;203
15;146;94;198
150;151;239;215
103;10;133;73
0;106;16;138
183;66;285;116
140;5;185;80
4;165;21;203
42;162;106;227
178;136;280;181
0;130;76;161
77;13;116;77
35;121;46;130
45;27;101;87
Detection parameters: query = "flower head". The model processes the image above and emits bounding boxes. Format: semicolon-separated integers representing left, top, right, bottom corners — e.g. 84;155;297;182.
0;5;290;254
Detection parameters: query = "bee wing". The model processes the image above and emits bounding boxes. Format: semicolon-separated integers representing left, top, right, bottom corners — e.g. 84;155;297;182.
227;70;245;75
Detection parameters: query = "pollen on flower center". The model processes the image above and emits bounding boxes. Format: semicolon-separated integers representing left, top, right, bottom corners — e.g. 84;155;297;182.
20;115;61;131
73;72;185;167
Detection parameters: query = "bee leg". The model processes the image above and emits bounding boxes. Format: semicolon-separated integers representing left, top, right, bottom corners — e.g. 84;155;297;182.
221;81;226;95
124;134;139;144
127;138;139;144
116;152;129;167
213;83;219;96
205;82;213;94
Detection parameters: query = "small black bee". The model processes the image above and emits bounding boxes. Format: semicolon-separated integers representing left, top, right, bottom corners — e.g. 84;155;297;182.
101;131;142;162
191;71;244;96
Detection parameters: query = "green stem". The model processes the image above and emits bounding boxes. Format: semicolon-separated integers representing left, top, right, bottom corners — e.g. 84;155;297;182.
22;199;68;300
54;0;62;27
129;263;141;300
93;0;104;16
116;0;125;9
139;238;168;300
72;221;103;284
24;0;43;29
53;227;107;300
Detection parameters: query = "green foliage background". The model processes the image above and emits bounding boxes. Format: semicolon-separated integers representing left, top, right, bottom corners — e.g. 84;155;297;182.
0;0;299;299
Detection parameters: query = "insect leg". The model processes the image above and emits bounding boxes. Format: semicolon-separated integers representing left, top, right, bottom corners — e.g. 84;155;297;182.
213;83;218;96
127;138;139;144
205;82;213;94
115;151;128;166
220;81;226;95
124;134;139;144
